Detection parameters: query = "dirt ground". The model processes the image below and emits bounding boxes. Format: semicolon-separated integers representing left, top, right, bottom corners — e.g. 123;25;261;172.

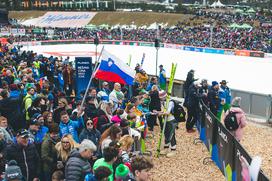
240;122;272;180
145;121;272;181
146;122;224;181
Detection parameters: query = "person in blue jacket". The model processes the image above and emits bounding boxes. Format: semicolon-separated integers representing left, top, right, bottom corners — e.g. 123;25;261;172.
218;80;232;120
28;113;49;144
59;109;84;143
220;80;232;111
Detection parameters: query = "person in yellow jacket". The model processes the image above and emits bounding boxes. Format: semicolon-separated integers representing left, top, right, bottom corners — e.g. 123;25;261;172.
135;69;148;84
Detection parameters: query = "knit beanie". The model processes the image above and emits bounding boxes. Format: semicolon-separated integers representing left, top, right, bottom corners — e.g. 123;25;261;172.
115;164;130;179
212;81;219;87
5;160;23;180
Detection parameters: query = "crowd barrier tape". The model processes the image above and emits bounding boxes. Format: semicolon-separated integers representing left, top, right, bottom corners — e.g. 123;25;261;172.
198;101;270;181
13;39;267;59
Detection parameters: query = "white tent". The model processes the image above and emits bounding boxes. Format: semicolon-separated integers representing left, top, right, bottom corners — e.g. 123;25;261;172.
210;0;225;8
216;0;225;7
210;1;217;7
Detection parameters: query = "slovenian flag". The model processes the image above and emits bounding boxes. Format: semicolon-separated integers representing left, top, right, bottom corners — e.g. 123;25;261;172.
94;50;136;85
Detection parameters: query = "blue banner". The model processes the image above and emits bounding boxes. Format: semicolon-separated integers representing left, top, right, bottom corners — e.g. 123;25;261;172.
184;46;195;51
204;48;217;54
195;47;203;52
75;57;92;98
204;48;225;54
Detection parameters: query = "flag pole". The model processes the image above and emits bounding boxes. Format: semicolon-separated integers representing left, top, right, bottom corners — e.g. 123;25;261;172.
80;46;105;109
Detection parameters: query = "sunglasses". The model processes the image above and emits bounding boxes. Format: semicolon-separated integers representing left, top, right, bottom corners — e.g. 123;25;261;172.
61;141;70;144
87;122;93;126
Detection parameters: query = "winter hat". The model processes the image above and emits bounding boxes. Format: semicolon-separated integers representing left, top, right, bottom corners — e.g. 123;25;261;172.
5;160;23;180
220;80;228;85
115;164;130;179
111;115;122;124
212;81;219;87
32;113;43;120
232;97;241;107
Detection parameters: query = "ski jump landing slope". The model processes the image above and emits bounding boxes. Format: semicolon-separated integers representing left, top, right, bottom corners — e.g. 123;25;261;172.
22;44;272;95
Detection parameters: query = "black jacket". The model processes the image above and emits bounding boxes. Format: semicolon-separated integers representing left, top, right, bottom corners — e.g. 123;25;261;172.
4;142;40;181
149;90;161;111
0;96;24;131
84;103;98;120
207;87;220;115
79;128;101;147
65;148;91;181
187;84;200;109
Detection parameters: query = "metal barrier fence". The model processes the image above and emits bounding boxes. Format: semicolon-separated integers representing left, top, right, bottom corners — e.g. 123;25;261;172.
171;81;272;122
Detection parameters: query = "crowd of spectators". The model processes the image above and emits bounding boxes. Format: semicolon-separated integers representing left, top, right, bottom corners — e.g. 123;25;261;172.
2;10;272;53
0;41;161;181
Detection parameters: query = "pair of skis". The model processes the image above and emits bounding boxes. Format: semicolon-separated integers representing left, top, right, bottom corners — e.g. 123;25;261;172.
156;63;177;158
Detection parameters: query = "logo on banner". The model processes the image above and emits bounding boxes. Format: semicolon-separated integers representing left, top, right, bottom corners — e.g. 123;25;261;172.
205;112;212;124
218;126;228;143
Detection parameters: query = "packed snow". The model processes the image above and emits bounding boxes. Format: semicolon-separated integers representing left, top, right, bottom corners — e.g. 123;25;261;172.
22;44;272;95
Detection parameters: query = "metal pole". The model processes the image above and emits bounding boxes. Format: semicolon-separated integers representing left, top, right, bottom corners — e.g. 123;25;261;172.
95;45;98;62
156;48;159;77
113;0;116;10
96;0;99;9
210;25;213;48
120;28;123;41
80;46;105;109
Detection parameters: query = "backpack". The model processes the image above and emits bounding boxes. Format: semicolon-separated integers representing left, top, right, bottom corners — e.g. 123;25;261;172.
224;111;239;131
170;100;186;122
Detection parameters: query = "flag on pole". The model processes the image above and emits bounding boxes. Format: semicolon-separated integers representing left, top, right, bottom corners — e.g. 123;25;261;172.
94;50;136;85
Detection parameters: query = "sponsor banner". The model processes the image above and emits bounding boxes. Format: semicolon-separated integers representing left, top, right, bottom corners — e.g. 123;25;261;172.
249;51;265;58
235;50;250;57
217;49;225;54
224;50;235;56
139;42;154;47
75;57;92;98
10;28;26;36
204;48;225;54
195;47;203;52
21;12;97;28
16;41;42;46
114;41;121;45
199;101;270;181
101;41;114;45
0;28;10;36
184;46;195;51
217;123;235;179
